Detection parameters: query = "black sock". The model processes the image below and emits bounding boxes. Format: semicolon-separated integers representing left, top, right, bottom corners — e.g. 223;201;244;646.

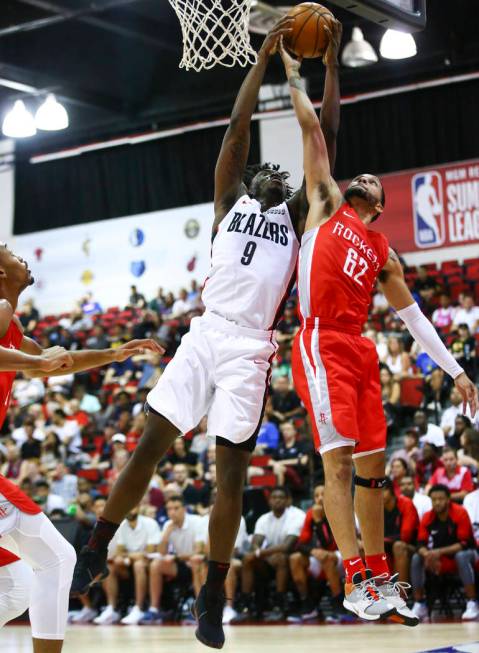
205;560;230;597
87;517;120;552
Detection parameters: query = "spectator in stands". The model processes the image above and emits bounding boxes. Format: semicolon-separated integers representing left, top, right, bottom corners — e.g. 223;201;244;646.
235;487;305;621
1;439;28;482
289;484;343;622
149;287;166;314
452;293;479;334
19;420;42;460
411;485;478;621
255;403;280;454
414;410;445;448
270;376;304;425
165;463;209;513
413;265;440;306
432;293;456;332
13;374;45;407
446;415;472;450
141;495;204;624
73;384;101;414
269;422;309;492
103;356;136;386
171;288;192;318
33;478;66;515
106;447;130;488
68;490;96;529
11;415;44;446
94;505;161;626
383;478;418;582
382;335;412;380
388;427;421;472
275;300;300;346
380;365;400;431
423;369;449;419
85;324;109;350
189;417;209;456
40;432;63;471
399;475;432;520
463;486;479;551
457;428;479;471
389;457;411;496
51;408;82;456
450;324;477;379
50;461;78;503
18;298;40;334
441;387;476;438
415;443;444;487
129;284;146;309
165;438;201;477
371;290;389;314
81;291;103;315
426;447;474;503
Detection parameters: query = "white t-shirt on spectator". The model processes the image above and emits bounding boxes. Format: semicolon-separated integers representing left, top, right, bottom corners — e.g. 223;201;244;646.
116;515;161;553
197;514;248;552
452;306;479;332
254;507;306;547
171;298;192;318
412;492;432;521
12;425;45;445
13;378;45;407
51;474;78;504
373;293;389;311
52;420;82;454
162;513;204;556
420;423;445;448
464;489;479;546
440;404;479;433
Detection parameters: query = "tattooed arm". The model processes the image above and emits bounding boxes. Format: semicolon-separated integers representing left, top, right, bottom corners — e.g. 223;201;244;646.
213;17;293;233
279;41;342;231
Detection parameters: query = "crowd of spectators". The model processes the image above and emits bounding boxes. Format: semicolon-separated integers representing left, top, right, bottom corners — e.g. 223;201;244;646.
2;257;479;625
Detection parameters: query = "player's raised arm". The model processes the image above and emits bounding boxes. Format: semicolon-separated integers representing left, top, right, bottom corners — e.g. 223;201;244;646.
213;17;293;230
379;249;478;416
279;40;342;230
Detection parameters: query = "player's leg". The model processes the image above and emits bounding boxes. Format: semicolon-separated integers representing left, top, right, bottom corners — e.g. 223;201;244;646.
0;559;33;628
2;511;76;653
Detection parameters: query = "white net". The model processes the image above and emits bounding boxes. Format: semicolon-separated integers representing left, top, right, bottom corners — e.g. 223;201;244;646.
168;0;258;71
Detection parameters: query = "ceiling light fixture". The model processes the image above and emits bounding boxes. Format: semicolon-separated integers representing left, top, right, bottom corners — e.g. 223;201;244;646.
380;29;417;60
35;94;69;131
341;27;378;67
2;100;36;138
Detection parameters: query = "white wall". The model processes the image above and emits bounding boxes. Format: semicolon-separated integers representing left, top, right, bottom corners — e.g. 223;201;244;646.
259;115;303;190
14;202;214;314
0;139;15;243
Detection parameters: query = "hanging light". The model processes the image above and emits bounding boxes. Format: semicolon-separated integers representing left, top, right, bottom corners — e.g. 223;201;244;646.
341;27;378;68
380;29;417;60
2;100;37;138
35;94;69;131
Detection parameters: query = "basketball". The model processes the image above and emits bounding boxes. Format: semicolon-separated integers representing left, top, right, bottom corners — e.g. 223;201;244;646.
283;2;335;59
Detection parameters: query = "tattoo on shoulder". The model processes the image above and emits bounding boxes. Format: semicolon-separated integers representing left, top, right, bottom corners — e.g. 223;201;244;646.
289;75;306;93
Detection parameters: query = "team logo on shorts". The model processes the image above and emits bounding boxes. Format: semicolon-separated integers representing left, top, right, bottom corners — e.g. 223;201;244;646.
411;171;445;248
184;219;200;239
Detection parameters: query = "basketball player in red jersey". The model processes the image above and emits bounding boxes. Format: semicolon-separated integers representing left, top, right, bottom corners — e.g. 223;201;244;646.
71;18;342;649
0;243;162;653
279;42;478;626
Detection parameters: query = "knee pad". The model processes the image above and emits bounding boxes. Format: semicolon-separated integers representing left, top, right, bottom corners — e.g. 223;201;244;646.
354;475;387;489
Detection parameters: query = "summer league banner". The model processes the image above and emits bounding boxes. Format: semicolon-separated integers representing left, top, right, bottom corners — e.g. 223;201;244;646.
348;158;479;255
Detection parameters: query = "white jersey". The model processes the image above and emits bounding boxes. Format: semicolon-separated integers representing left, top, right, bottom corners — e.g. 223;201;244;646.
202;195;299;330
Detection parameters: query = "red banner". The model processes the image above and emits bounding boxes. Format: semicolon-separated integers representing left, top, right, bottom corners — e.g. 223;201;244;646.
342;159;479;254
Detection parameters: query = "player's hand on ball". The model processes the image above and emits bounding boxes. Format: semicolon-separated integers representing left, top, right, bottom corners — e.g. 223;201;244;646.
278;37;302;77
113;339;165;362
259;16;293;58
322;19;342;66
454;371;478;417
39;346;73;372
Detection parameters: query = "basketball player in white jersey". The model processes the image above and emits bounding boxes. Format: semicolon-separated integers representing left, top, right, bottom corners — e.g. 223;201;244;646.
71;17;342;649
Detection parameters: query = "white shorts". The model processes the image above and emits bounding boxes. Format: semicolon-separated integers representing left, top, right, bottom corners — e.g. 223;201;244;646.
147;311;277;445
309;551;343;579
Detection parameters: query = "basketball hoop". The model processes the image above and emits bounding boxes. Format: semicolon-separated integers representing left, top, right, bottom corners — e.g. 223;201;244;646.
168;0;259;71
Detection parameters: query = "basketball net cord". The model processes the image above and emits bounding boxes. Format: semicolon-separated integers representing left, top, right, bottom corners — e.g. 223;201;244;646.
168;0;258;71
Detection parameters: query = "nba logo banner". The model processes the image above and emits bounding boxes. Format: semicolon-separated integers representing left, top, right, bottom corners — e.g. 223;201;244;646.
411;171;445;248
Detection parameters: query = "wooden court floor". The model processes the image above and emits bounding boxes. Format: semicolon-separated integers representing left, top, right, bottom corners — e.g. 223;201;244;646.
3;622;479;653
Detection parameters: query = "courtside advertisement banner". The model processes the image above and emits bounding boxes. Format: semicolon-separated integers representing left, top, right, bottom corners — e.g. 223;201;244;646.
341;158;479;254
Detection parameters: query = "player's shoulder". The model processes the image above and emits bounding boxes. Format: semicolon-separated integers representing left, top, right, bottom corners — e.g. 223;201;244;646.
0;299;14;338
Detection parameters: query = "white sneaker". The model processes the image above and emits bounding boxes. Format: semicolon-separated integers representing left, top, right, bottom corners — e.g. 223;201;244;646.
343;570;395;621
378;574;419;627
93;605;120;625
411;601;428;621
222;605;238;624
71;606;99;623
121;605;145;625
462;600;479;621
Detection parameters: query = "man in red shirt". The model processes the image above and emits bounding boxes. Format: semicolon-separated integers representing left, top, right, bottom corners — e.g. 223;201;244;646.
411;484;478;621
289;484;343;621
383;478;419;583
415;443;444;488
426;447;474;503
0;242;162;653
278;41;478;626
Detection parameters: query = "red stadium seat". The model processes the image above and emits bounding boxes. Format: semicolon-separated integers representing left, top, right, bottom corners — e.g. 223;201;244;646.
77;469;102;483
250;455;271;467
441;260;460;271
400;378;424;407
463;258;479;266
449;282;470;302
250;473;277;488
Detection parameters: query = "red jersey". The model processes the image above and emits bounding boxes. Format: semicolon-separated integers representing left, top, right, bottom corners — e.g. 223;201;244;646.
0;319;23;428
384;495;419;544
297;204;389;331
297;507;337;554
429;465;474;494
417;502;474;551
0;546;20;568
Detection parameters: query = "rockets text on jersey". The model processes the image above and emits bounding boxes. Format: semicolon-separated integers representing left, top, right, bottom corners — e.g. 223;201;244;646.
202;195;299;331
298;203;390;331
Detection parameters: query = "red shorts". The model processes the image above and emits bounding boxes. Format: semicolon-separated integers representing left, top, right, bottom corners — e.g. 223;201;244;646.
292;324;386;456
